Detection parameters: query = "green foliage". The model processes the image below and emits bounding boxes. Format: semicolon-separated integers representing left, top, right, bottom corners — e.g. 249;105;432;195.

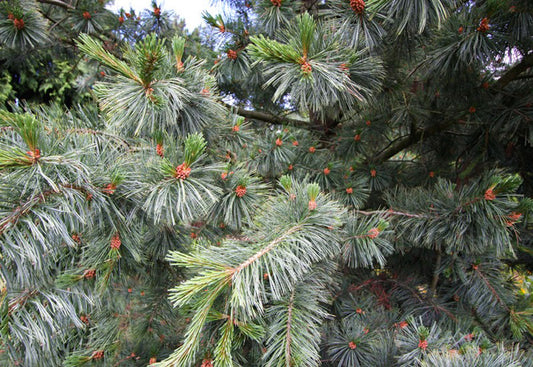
0;0;532;366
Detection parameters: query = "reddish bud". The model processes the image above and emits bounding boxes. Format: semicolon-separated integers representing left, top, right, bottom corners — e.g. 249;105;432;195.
83;269;96;279
308;200;317;211
477;18;490;33
292;140;299;146
323;167;331;175
275;138;283;146
110;233;121;250
350;0;365;14
175;162;191;180
309;146;316;153
156;143;164;157
370;169;376;177
235;185;247;197
300;61;312;75
348;341;357;349
367;228;380;239
484;188;495;201
346;187;353;194
103;183;116;195
91;350;104;360
82;11;91;20
418;340;428;350
227;49;238;60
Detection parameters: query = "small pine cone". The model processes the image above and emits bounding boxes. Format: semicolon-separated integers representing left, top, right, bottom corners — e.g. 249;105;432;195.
72;234;81;244
367;228;380;239
348;341;357;349
110;233;121;250
232;125;240;132
83;11;91;20
418;340;428;350
83;268;96;279
271;0;282;7
156;143;164;157
174;162;191;180
301;61;312;75
323;167;330;175
354;134;361;141
308;200;317;211
201;359;214;367
309;146;316;153
370;169;376;177
13;18;25;30
227;49;238;60
118;16;124;24
275;138;283;146
484;188;495;201
26;148;40;161
350;0;365;14
153;8;161;17
149;357;157;364
92;350;104;360
8;13;15;20
346;187;353;194
477;18;490;32
103;183;116;195
80;315;89;324
235;185;247;197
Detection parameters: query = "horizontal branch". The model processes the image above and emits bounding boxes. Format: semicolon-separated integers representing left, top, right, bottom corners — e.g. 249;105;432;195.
222;102;310;128
371;119;457;164
37;0;75;10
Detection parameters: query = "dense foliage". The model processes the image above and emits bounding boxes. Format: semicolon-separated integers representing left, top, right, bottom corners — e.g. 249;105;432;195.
0;0;532;366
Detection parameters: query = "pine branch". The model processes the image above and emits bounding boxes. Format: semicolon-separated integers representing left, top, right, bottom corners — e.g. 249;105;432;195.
284;290;295;363
229;224;303;275
36;0;75;9
494;53;533;90
222;102;310;128
371;119;457;164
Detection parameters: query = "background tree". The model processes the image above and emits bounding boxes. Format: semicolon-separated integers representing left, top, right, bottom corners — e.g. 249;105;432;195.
0;0;532;366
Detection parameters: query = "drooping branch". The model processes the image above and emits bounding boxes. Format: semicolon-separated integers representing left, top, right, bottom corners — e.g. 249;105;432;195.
494;53;533;90
37;0;75;10
222;102;310;128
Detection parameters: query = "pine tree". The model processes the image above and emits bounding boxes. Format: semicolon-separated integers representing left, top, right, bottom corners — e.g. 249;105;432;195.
0;0;533;366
